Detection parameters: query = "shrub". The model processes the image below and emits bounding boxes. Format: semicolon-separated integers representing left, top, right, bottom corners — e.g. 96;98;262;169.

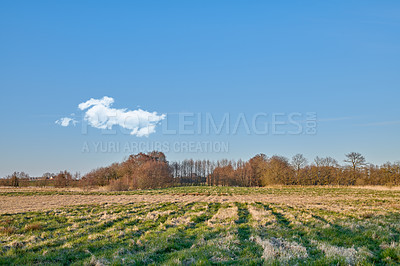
10;175;19;187
54;171;73;188
108;178;130;191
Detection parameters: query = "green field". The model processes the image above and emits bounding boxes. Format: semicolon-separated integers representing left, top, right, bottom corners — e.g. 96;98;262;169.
1;186;400;265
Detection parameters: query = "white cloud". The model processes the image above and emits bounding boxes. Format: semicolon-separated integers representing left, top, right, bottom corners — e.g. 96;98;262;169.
78;96;115;110
55;117;78;127
57;96;165;137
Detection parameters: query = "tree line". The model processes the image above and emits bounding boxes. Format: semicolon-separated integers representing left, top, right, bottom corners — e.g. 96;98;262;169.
1;151;399;189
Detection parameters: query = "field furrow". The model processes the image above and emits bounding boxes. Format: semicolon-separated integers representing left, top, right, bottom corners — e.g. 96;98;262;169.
1;186;400;265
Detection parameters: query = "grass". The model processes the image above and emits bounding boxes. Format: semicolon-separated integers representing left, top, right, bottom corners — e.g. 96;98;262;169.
2;185;400;197
0;186;400;265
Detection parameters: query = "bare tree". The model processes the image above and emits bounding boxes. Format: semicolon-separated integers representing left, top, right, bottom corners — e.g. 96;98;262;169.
291;154;308;183
344;152;366;171
314;156;337;167
292;154;308;171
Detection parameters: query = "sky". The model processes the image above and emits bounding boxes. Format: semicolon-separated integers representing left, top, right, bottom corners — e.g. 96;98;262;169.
1;1;399;177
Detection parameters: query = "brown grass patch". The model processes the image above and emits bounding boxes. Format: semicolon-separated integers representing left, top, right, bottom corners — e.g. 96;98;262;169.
24;222;42;232
248;204;275;225
208;205;238;227
1;186;400;214
0;226;17;235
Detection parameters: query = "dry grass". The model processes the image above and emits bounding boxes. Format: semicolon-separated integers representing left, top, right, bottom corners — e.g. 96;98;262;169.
1;189;399;215
0;226;17;235
0;188;399;265
312;240;372;265
252;236;308;262
207;204;238;227
24;222;43;232
248;204;276;226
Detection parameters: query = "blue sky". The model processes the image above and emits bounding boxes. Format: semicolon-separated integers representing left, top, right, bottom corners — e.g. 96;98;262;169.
1;1;399;177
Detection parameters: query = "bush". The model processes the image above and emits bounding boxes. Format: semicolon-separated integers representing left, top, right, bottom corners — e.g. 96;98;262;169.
54;171;73;188
10;175;19;187
108;178;130;191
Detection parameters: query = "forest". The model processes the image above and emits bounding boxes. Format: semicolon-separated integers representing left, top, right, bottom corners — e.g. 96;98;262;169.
1;151;399;189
